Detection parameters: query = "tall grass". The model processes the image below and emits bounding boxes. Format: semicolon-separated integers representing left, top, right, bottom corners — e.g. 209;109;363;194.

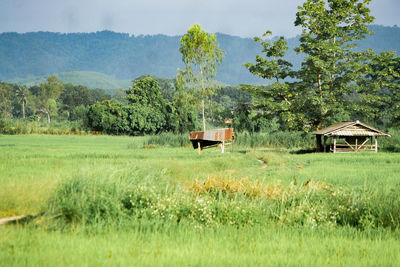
42;172;400;231
126;132;191;149
126;131;315;150
2;135;400;266
234;131;315;149
0;119;86;135
2;224;400;266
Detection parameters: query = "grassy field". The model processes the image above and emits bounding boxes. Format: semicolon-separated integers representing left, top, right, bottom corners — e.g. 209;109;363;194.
1;135;400;266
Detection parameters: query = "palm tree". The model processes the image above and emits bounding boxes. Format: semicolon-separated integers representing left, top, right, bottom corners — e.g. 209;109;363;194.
16;85;28;119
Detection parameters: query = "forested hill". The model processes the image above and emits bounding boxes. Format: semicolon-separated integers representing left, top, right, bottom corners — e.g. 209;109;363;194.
1;25;399;85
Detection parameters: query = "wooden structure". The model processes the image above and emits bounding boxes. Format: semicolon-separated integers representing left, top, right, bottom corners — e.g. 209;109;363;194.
313;121;390;153
190;128;234;154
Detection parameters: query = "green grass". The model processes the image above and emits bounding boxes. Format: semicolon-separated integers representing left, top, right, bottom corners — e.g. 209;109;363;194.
1;225;399;266
1;134;400;266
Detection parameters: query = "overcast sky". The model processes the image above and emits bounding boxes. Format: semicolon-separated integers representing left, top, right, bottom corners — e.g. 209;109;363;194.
1;0;399;38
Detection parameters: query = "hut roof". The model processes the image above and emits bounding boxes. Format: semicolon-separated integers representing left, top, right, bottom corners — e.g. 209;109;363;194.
312;121;391;137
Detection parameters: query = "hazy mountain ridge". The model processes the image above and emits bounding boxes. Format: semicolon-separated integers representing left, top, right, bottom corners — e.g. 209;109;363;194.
0;25;399;86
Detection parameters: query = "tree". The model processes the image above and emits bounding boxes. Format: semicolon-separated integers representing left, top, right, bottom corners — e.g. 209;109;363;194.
356;51;400;125
35;75;64;123
86;100;129;135
125;76;169;134
0;82;14;119
244;32;300;130
294;0;374;129
15;85;29;119
171;75;200;133
179;24;225;131
246;0;388;131
60;84;92;120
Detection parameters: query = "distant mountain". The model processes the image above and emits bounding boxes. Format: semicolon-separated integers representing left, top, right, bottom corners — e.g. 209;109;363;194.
0;25;399;86
10;71;132;89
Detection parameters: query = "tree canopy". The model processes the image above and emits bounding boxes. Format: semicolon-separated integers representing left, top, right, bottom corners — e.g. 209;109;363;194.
245;0;400;131
179;24;225;131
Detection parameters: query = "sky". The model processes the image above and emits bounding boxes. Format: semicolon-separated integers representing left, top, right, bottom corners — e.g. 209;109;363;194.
0;0;399;38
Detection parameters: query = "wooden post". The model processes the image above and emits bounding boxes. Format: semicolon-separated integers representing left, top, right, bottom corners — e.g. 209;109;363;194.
375;137;378;152
198;141;202;155
333;137;337;153
221;141;225;153
316;135;322;152
370;136;373;150
323;136;327;152
355;138;358;151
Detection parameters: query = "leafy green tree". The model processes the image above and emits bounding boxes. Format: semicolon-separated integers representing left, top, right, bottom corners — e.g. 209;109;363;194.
246;0;386;131
179;24;225;131
294;0;374;129
35;75;64;123
60;84;92;120
125;76;171;134
171;76;200;133
0;82;14;119
244;32;300;130
86;100;129;135
356;51;400;124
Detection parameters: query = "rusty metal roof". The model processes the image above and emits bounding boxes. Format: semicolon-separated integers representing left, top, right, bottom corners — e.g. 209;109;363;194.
190;128;234;141
312;121;390;137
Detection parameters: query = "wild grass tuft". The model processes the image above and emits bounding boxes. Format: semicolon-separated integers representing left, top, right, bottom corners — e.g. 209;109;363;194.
187;176;284;200
42;172;400;231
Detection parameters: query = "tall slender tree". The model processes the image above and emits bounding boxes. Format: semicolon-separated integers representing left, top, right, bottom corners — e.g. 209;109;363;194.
179;24;224;131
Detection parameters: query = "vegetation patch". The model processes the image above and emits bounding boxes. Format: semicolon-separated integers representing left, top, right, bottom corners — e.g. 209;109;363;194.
39;172;400;231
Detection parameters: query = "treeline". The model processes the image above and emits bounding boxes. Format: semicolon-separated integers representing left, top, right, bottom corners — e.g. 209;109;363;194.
1;73;400;136
0;76;109;124
1;74;275;135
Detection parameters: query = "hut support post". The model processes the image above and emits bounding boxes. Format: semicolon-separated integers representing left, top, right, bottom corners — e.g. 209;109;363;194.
316;135;322;152
198;141;202;155
375;137;378;152
323;136;327;152
333;137;337;153
221;141;225;153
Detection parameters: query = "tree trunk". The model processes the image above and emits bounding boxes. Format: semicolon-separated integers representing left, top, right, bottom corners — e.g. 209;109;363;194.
22;101;25;119
46;111;51;124
201;99;206;132
199;63;206;132
316;135;322;152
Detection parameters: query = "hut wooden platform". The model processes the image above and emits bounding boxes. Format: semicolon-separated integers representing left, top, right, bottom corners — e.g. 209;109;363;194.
190;128;234;154
313;121;390;153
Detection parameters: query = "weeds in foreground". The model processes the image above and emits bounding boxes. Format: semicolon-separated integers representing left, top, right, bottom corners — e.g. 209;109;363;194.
40;173;400;231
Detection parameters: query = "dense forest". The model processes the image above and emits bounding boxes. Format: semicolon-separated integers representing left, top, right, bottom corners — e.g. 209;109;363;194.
0;25;399;86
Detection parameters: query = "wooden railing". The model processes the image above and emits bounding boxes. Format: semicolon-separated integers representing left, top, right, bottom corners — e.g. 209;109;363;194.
330;143;377;152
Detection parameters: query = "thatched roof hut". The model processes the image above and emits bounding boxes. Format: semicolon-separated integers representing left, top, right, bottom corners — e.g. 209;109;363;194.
312;121;390;153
